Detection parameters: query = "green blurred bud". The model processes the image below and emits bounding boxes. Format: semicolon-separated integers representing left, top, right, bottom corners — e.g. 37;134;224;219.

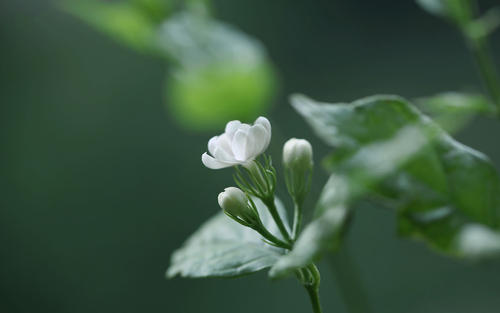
218;187;258;226
283;138;313;203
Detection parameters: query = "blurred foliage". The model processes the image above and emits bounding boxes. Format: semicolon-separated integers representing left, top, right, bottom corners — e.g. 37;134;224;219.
416;0;474;27
159;12;276;130
61;0;172;52
415;92;495;133
416;0;500;38
166;63;274;130
270;94;500;277
4;0;500;312
61;0;276;131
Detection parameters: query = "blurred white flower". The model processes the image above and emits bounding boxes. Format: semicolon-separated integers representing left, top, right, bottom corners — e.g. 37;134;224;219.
202;117;271;169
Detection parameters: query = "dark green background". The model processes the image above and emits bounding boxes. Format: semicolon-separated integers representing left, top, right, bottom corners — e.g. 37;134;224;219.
1;1;500;312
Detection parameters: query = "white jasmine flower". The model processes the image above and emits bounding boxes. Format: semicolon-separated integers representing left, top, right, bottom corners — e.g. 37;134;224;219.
202;117;271;169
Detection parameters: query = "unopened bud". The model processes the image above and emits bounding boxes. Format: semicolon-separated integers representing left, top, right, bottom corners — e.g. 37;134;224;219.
283;138;313;202
283;138;313;172
218;187;258;225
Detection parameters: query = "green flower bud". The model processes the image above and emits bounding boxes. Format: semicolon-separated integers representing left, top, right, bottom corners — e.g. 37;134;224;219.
283;138;313;203
218;187;258;226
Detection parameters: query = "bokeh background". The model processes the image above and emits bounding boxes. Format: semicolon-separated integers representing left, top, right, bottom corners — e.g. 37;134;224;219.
2;1;500;313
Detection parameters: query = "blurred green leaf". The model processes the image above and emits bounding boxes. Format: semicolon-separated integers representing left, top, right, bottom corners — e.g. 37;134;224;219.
158;12;276;130
62;3;276;131
466;7;500;39
167;197;289;278
396;137;500;257
415;92;495;133
271;94;500;276
130;0;173;23
416;0;473;27
166;63;275;131
61;0;170;52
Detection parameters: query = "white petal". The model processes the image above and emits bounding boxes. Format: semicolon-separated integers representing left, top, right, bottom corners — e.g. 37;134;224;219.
216;134;235;159
255;116;271;135
208;136;218;156
232;129;250;161
201;153;233;169
262;129;271;152
213;146;236;162
248;124;268;156
254;116;271;148
238;124;251;134
244;132;258;160
225;120;242;139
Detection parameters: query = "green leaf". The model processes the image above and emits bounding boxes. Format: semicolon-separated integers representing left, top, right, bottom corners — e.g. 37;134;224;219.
167;197;290;278
397;137;500;257
415;92;495;133
274;94;500;275
61;0;167;52
159;12;276;130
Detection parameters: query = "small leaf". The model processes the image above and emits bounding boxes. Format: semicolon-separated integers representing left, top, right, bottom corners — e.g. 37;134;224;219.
415;92;495;133
167;197;289;278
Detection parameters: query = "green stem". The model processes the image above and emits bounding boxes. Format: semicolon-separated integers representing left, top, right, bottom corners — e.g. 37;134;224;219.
305;285;323;313
302;264;323;313
465;0;500;114
255;224;292;250
292;201;302;240
263;197;292;243
329;246;373;313
468;35;500;111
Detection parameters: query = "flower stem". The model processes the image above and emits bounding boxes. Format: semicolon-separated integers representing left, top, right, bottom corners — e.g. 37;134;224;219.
468;33;500;113
255;224;292;250
301;264;323;313
263;197;292;243
305;285;323;313
465;0;500;115
292;201;302;240
329;246;373;313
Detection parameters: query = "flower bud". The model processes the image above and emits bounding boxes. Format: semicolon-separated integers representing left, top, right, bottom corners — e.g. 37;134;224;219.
283;138;313;202
218;187;258;225
283;138;313;172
